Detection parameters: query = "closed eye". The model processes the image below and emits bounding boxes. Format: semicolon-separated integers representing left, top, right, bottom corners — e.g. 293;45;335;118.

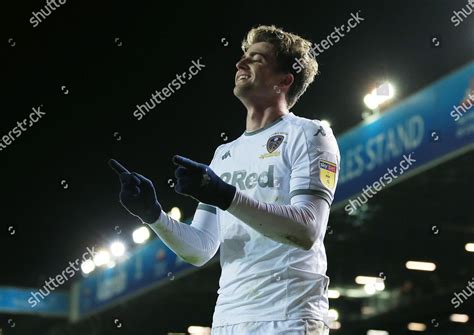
239;52;267;63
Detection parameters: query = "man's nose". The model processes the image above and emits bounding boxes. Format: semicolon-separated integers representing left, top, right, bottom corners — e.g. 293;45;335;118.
236;57;248;70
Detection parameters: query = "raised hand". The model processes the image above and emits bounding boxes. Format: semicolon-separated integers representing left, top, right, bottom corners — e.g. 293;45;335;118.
173;155;236;210
109;159;162;224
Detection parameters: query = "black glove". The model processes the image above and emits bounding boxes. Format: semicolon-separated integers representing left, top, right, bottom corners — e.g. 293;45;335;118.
109;159;162;224
173;155;236;210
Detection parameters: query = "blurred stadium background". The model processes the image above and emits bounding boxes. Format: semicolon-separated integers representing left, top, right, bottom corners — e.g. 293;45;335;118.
1;0;473;334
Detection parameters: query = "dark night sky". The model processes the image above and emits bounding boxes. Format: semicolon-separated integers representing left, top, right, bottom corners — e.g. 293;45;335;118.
1;0;473;288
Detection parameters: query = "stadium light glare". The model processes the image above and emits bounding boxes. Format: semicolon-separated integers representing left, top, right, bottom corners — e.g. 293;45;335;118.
81;259;95;274
341;285;390;299
187;325;211;334
93;249;111;266
364;82;395;110
133;226;150;244
329;320;341;330
328;289;340;299
364;94;380;110
375;281;385;291
110;241;126;257
465;243;474;252
364;283;376;295
328;309;339;321
450;313;469;323
405;261;436;271
371;82;395;99
168;207;182;221
367;330;389;335
320;120;331;128
355;276;383;285
407;322;426;331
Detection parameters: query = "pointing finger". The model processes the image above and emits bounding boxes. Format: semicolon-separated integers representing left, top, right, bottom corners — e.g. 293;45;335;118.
172;155;201;171
109;159;131;176
119;173;141;185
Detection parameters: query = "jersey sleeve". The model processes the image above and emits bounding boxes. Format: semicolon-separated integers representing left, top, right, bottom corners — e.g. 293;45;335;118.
288;120;340;206
148;145;226;267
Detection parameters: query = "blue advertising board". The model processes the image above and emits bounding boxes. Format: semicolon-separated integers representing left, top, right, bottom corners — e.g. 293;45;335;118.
71;234;202;321
0;287;69;317
334;61;474;205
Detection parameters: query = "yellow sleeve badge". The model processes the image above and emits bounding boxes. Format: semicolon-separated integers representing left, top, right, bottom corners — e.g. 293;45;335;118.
319;159;337;189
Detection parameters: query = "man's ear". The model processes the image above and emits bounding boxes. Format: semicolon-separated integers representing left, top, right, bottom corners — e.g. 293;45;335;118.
280;73;294;89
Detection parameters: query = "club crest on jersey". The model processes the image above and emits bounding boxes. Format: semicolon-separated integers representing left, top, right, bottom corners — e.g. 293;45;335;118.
266;135;284;153
320;159;337;189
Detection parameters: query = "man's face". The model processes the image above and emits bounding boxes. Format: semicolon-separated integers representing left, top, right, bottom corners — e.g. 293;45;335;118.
233;42;285;103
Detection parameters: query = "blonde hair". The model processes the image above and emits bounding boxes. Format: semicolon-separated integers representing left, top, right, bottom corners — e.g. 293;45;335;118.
241;25;319;109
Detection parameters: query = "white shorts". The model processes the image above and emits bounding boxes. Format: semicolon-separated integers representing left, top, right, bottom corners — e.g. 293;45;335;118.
211;319;330;335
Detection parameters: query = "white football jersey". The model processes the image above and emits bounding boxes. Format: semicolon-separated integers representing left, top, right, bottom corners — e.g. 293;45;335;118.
197;112;340;327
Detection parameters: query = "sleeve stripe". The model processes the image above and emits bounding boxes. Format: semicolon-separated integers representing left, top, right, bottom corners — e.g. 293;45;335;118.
197;203;217;214
289;189;331;205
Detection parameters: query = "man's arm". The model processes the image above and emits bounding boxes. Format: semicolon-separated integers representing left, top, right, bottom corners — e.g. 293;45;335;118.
225;120;338;250
170;121;339;251
148;203;220;267
227;192;330;250
149;145;225;266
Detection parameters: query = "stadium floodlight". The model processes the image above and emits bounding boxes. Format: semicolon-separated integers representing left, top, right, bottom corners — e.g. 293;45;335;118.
110;241;126;257
81;259;95;274
345;288;372;298
364;82;395;110
328;309;339;321
187;325;211;335
465;243;474;252
168;206;182;221
363;93;380;110
328;289;340;299
355;276;383;285
320;120;331;128
133;226;150;244
93;249;111;266
364;283;376;295
329;321;341;330
450;313;469;323
367;330;389;335
407;322;426;331
405;261;436;271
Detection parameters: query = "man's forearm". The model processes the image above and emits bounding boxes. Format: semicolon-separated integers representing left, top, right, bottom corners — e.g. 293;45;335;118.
148;209;219;266
226;190;330;250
